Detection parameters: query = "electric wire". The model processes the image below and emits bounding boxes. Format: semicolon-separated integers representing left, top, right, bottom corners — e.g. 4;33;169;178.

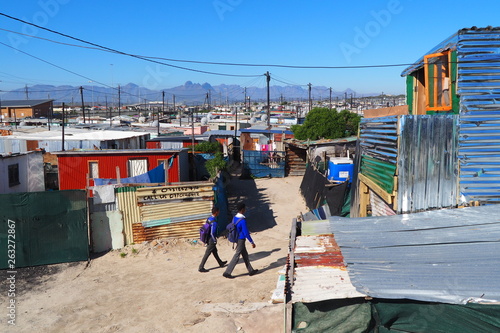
0;13;263;78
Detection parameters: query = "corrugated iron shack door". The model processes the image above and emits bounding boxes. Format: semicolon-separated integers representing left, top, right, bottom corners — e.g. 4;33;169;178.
243;150;285;178
0;190;89;269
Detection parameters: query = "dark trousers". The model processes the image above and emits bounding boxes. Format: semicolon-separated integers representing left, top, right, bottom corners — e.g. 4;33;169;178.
199;238;224;270
224;239;254;275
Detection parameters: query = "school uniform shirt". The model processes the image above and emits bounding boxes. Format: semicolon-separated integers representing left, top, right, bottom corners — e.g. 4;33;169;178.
208;215;219;243
234;213;254;244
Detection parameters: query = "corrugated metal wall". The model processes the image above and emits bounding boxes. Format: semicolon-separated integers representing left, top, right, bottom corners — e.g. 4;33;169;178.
116;187;140;245
398;115;459;212
58;152;182;190
457;29;500;203
130;183;214;242
354;115;459;216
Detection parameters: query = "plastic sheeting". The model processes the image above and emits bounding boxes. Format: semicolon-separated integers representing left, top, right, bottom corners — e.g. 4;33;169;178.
300;163;349;215
293;298;500;332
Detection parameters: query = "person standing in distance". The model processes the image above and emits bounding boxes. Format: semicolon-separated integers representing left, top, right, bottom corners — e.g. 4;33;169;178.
223;202;258;279
199;207;227;272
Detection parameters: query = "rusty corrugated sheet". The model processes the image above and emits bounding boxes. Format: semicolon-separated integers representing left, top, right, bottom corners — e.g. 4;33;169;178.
132;182;214;242
116;187;140;245
291;220;365;303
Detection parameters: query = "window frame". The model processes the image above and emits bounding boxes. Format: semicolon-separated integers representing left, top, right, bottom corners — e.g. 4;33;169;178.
424;51;453;112
8;163;20;187
88;160;99;179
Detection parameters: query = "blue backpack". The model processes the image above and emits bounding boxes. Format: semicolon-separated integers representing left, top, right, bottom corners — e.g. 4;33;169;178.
226;218;242;243
199;218;212;244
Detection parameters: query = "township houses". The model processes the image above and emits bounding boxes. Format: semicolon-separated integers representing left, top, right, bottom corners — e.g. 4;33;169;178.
0;150;45;194
352;26;500;217
0;128;151;154
55;149;189;190
0;99;54;120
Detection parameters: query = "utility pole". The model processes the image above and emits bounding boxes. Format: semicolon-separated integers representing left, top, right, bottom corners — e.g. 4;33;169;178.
351;93;353;110
174;94;178;126
329;87;332;111
191;108;195;155
106;95;111;127
308;83;312;113
160;91;164;136
25;84;29;100
266;71;270;128
80;86;86;123
118;84;121;118
62;102;65;151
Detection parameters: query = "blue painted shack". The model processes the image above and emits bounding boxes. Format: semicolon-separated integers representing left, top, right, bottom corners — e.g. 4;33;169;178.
352;27;500;217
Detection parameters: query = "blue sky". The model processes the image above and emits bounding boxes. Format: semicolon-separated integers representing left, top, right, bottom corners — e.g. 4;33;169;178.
1;0;499;97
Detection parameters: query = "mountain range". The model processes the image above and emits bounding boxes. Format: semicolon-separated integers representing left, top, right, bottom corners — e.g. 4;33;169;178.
2;81;371;105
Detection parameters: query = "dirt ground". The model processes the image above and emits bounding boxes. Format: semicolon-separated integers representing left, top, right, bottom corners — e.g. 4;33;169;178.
1;176;307;333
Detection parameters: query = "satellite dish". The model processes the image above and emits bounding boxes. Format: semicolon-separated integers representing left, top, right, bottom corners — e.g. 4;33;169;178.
207;112;212;120
201;117;208;125
138;116;146;123
261;114;268;122
250;117;257;124
152;120;159;127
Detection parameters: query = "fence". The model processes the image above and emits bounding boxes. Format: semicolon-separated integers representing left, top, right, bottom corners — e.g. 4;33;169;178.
243;150;285;178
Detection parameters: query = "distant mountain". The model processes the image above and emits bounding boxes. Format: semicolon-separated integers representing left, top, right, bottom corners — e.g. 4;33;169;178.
2;81;375;105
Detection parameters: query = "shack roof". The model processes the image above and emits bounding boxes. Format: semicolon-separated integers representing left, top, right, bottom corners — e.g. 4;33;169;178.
0;99;54;107
54;149;185;156
329;205;500;305
401;26;500;76
5;128;150;141
285;136;357;149
240;127;293;135
291;219;365;303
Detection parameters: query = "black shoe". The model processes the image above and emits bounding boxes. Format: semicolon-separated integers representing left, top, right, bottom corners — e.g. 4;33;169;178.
199;268;209;273
223;273;235;279
219;261;228;268
249;269;259;276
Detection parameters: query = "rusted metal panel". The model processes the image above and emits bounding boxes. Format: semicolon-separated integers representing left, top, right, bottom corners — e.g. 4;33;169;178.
116;187;140;245
370;190;396;217
132;219;204;242
290;220;365;303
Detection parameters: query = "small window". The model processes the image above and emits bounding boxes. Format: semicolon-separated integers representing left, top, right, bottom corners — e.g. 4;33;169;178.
8;164;20;187
424;51;452;112
128;159;148;177
88;161;99;179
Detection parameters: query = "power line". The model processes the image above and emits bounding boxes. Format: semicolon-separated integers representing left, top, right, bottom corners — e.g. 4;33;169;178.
0;13;263;78
1;25;422;70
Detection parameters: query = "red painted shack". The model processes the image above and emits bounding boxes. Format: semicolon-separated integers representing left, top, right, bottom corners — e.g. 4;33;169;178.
55;149;188;190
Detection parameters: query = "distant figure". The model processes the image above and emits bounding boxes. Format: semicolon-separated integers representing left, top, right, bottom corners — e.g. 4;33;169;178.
223;202;258;279
198;207;227;272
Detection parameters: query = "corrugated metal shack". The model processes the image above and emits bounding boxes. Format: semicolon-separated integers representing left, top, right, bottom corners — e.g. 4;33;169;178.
0;128;150;154
89;181;216;249
286;206;500;332
56;149;188;191
353;27;500;217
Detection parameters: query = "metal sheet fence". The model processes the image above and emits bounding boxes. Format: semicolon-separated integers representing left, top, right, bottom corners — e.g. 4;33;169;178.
242;150;285;178
0;190;88;269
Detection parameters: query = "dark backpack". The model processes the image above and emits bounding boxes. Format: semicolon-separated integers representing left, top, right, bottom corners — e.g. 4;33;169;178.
226;218;242;243
199;219;212;244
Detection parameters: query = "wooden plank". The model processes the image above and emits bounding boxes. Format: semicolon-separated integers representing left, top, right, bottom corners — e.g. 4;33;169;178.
359;173;394;205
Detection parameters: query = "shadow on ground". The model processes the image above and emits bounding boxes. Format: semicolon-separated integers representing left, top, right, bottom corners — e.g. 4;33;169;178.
224;163;277;233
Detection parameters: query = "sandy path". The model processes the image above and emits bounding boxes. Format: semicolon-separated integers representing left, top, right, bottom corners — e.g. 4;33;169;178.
1;176;306;333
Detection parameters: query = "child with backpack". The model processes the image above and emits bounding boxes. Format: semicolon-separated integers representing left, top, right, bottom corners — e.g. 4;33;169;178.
223;202;258;279
198;207;227;272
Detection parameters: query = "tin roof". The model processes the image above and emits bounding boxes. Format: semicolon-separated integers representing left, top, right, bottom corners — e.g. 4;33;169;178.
240;127;294;135
0;99;54;107
329;205;500;305
401;27;500;76
291;219;365;303
54;149;185;155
